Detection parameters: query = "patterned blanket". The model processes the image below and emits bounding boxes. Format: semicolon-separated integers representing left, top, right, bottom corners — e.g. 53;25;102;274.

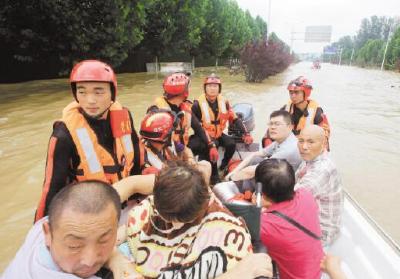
126;195;252;278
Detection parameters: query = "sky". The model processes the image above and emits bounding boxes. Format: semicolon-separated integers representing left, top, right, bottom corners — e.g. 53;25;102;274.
235;0;400;53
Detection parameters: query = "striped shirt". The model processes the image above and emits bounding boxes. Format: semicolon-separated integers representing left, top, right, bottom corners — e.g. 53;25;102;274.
294;152;343;245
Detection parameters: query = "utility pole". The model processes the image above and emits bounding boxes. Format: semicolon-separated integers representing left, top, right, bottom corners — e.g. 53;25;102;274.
349;48;355;66
338;48;343;66
268;0;272;33
381;24;392;71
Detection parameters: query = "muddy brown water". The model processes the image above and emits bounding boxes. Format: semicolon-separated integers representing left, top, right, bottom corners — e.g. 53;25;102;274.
0;62;399;271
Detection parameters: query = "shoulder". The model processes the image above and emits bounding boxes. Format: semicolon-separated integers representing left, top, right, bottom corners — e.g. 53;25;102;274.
52;121;73;143
296;188;316;203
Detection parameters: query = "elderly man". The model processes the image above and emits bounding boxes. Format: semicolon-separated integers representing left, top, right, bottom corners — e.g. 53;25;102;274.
3;180;121;278
3;174;157;279
226;110;302;182
295;125;343;246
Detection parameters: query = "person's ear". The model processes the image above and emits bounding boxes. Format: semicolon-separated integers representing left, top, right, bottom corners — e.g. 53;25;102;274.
43;221;52;248
262;194;272;208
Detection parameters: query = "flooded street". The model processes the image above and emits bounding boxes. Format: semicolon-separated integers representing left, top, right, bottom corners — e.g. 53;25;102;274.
0;62;399;270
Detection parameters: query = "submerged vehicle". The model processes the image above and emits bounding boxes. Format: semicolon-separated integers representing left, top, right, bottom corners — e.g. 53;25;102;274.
217;103;400;278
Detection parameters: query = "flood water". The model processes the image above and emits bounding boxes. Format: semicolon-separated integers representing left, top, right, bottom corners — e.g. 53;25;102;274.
0;62;399;271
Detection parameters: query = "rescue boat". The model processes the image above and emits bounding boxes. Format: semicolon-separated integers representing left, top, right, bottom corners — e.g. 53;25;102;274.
217;103;400;278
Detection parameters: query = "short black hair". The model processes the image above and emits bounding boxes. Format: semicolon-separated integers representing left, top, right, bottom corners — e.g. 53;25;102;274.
255;159;295;203
270;110;293;125
48;180;121;230
154;160;210;223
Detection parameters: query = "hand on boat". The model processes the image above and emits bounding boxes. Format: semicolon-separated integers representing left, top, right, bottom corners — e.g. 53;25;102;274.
320;254;347;279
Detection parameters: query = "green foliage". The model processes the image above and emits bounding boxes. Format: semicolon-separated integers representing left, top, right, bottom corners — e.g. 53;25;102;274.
198;0;235;59
386;27;400;70
356;39;385;67
355;16;398;49
0;0;146;74
0;0;269;81
324;15;400;69
138;0;179;57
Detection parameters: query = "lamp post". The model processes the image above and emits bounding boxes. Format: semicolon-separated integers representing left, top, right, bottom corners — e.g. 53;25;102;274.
381;24;392;71
349;48;355;66
268;0;272;33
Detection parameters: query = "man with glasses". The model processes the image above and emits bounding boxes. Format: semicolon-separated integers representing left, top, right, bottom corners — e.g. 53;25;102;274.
262;76;330;150
226;110;301;182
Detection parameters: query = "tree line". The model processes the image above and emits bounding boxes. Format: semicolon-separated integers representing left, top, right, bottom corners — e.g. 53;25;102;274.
323;16;400;70
0;0;276;82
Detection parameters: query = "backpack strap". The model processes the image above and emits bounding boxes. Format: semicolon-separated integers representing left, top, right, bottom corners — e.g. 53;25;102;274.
269;210;321;240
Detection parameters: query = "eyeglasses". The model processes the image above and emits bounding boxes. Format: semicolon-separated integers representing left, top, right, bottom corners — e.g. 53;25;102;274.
268;121;287;127
289;90;303;95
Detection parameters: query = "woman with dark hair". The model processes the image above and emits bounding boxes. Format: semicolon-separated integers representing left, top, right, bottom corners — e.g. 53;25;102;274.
112;160;272;279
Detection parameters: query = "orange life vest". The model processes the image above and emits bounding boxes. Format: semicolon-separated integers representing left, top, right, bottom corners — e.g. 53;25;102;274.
286;99;319;135
141;141;176;171
153;97;191;145
62;101;135;184
198;94;230;139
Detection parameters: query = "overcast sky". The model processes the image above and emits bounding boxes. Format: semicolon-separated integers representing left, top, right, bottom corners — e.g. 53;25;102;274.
235;0;400;53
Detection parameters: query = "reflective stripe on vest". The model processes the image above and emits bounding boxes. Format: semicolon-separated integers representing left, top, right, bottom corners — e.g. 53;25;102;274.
144;145;176;170
76;127;102;173
62;101;135;183
153;97;191;145
146;149;164;170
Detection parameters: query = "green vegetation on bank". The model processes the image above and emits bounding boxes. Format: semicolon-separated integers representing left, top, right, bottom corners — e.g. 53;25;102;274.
324;16;400;70
0;0;277;82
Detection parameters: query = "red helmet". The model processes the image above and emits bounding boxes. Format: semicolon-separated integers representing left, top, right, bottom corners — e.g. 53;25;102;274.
163;73;190;99
70;60;117;101
287;76;313;100
140;111;175;143
204;74;222;93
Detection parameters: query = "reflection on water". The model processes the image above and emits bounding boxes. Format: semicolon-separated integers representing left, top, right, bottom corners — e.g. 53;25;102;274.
0;63;399;271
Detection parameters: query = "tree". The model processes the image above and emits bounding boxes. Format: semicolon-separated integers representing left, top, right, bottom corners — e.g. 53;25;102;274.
355;16;394;49
386;27;400;70
356;39;385;67
198;0;235;65
0;0;146;76
136;0;179;65
222;4;253;59
241;37;292;83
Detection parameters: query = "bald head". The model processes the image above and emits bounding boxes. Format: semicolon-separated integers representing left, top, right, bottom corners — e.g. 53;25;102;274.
301;125;325;141
298;125;326;161
48;180;121;230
